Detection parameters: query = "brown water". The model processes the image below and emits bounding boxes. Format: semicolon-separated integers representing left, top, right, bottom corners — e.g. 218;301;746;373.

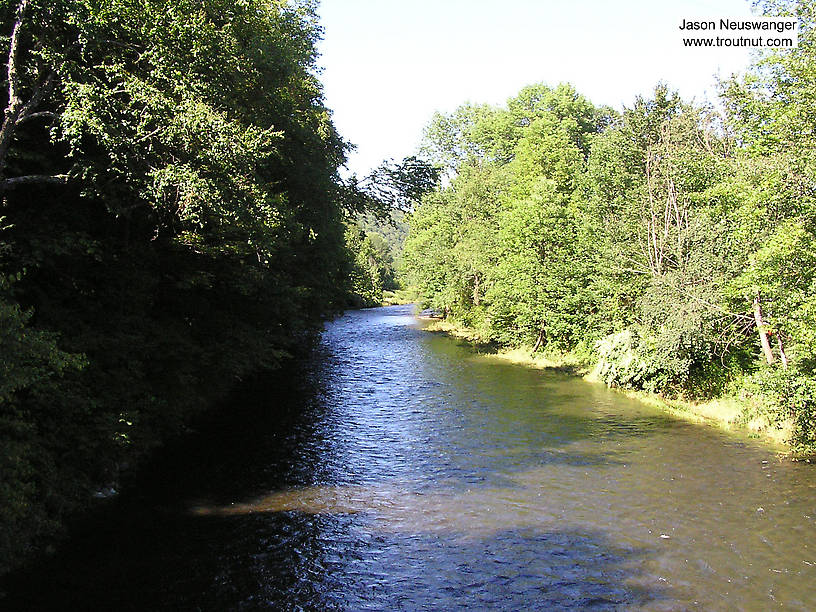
4;304;815;610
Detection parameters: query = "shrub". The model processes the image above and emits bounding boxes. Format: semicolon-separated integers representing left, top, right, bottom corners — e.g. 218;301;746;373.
742;367;816;456
595;328;655;389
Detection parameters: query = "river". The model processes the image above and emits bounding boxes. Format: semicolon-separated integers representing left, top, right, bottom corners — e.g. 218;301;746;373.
3;304;815;610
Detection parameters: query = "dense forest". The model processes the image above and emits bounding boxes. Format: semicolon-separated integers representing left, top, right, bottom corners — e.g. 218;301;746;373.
404;3;816;454
0;0;427;575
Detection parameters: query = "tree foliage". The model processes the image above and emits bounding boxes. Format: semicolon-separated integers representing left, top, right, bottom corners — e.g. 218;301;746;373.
0;0;368;574
405;1;816;453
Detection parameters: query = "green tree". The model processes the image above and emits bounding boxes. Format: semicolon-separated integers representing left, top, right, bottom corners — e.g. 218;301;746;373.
0;0;361;573
721;0;816;371
585;86;746;394
406;83;602;343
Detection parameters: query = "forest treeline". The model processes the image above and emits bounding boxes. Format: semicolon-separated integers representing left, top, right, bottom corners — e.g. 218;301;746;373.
0;0;429;575
404;2;816;454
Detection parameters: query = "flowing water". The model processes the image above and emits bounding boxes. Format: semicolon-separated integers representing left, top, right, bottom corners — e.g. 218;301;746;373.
4;304;815;610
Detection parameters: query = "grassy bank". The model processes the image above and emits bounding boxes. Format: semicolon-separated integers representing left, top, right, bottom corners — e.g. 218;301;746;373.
420;317;793;452
383;288;419;306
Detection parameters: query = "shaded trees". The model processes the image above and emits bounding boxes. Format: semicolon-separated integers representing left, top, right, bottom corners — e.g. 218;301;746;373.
0;0;361;573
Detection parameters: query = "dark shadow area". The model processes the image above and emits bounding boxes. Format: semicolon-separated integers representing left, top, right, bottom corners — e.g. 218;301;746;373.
2;508;669;610
0;306;681;609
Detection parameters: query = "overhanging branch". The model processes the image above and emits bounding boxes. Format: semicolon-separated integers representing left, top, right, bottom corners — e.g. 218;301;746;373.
1;174;70;191
18;110;59;124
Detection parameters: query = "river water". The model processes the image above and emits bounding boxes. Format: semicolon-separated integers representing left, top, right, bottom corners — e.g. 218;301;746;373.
4;304;815;610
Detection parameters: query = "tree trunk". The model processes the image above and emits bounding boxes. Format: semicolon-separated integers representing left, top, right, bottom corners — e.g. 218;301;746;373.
0;0;63;192
753;293;775;365
531;325;545;354
0;0;30;179
777;334;789;370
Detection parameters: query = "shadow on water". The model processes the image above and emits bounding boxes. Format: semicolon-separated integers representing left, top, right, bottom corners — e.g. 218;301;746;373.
3;508;670;610
0;306;668;610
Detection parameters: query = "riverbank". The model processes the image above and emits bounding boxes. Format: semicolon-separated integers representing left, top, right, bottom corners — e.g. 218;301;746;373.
420;317;793;453
382;288;418;306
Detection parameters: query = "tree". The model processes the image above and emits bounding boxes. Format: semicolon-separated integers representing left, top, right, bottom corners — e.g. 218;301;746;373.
0;0;364;574
720;0;816;373
0;0;72;192
357;156;441;213
405;83;602;343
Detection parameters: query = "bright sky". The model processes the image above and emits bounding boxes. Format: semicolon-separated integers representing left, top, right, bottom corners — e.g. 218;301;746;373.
317;0;758;177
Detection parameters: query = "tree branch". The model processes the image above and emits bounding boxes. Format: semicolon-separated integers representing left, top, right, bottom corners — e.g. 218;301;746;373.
18;71;57;119
1;174;70;191
5;0;28;113
17;110;59;124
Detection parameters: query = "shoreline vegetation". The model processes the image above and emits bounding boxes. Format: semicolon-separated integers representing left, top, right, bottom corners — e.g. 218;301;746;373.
0;0;438;580
382;288;418;306
401;1;816;463
418;315;794;454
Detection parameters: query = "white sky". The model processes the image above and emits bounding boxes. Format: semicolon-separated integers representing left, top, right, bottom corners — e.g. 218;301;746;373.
317;0;758;176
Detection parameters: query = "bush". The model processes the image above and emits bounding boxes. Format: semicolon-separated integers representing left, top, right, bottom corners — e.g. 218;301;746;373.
595;328;656;389
742;367;816;456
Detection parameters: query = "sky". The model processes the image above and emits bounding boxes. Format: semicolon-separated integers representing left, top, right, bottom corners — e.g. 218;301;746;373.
316;0;759;177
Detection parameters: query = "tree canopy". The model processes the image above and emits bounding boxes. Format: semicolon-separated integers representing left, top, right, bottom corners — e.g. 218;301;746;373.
0;0;369;574
404;0;816;455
